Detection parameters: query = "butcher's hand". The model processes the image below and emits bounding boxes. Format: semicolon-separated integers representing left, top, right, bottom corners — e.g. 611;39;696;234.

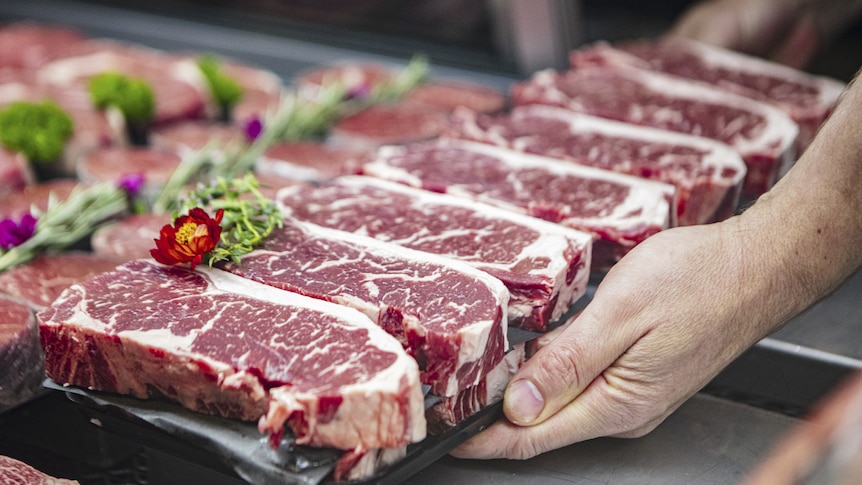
452;217;801;460
667;0;862;69
453;221;763;459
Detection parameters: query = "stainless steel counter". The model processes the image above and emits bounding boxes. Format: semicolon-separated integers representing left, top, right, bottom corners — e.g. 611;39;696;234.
412;394;797;484
774;267;862;360
2;1;861;483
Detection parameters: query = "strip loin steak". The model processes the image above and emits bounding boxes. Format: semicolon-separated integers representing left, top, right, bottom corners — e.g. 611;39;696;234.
276;176;592;332
220;217;509;396
446;105;746;226
512;64;799;198
0;253;121;311
357;140;674;268
570;38;845;152
37;260;426;450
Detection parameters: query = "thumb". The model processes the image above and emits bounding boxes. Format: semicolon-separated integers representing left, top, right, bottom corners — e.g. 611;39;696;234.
503;308;636;426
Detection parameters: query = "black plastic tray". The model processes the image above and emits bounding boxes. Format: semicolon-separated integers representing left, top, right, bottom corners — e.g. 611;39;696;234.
48;381;504;485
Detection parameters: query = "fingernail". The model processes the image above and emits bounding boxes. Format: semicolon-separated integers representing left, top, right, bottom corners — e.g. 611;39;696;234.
507;379;544;424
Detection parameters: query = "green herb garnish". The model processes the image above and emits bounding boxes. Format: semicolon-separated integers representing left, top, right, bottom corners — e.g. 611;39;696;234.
369;54;429;103
0;101;74;165
0;182;129;272
88;71;155;145
197;54;243;121
178;173;282;266
151;54;431;214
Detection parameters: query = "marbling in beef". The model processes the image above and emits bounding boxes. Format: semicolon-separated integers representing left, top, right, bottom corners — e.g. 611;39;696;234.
426;344;525;434
220;217;509;396
0;253;121;311
446;105;746;225
276;176;592;332
570;38;845;153
0;455;78;485
359;139;674;268
403;80;507;114
38;39;207;127
90;213;167;262
512;64;799;197
38;260;426;450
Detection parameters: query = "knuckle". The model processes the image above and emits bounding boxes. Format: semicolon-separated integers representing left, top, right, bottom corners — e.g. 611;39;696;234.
532;344;584;391
504;433;549;460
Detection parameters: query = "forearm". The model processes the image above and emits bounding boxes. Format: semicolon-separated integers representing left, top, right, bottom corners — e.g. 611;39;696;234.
728;70;862;337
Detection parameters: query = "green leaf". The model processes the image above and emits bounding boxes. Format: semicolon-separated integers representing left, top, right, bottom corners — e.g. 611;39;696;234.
88;72;155;124
197;55;243;108
0;101;74;164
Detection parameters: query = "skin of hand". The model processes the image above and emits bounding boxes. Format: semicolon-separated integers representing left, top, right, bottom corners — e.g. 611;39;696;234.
667;0;862;69
452;72;862;460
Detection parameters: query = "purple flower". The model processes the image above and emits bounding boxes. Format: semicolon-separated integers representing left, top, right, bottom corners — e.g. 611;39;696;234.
345;82;371;101
117;172;146;198
0;212;37;250
243;116;263;142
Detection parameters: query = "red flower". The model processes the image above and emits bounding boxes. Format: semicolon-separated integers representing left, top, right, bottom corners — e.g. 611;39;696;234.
150;208;224;270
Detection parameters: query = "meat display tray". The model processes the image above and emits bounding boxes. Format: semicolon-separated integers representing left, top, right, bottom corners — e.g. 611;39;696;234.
46;380;505;485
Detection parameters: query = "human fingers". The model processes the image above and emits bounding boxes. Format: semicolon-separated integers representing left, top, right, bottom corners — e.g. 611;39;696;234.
501;299;640;427
451;340;690;460
457;225;747;458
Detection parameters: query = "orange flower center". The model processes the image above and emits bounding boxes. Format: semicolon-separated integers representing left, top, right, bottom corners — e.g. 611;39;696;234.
175;221;200;245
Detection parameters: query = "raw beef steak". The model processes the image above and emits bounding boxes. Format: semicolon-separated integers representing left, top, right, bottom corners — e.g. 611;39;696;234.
150;121;246;157
446;105;746;225
512;64;799;197
38;260;425;450
329;103;449;150
220;217;509;396
0;455;78;485
0;22;87;69
255;141;371;183
358;140;674;267
75;147;181;200
570;38;845;152
90;213;167;262
294;63;396;96
0;296;44;412
0;179;78;220
426;343;525;434
0;253;121;311
403;80;507;114
276;176;592;332
38;39;207;126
